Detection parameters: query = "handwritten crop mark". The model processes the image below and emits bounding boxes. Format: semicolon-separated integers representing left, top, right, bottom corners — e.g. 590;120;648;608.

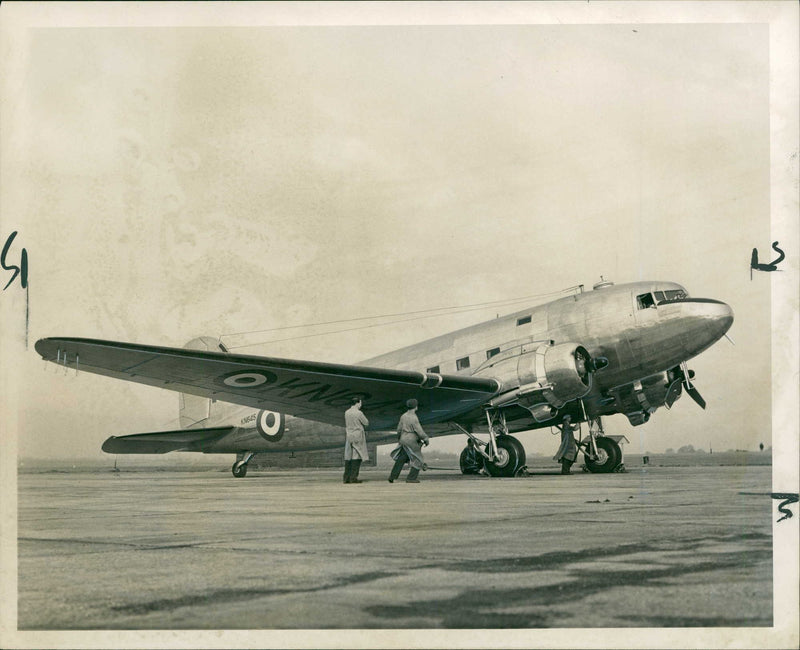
750;241;784;279
2;230;28;291
772;493;799;523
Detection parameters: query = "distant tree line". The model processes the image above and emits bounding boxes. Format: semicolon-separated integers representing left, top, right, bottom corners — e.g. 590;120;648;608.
663;445;770;454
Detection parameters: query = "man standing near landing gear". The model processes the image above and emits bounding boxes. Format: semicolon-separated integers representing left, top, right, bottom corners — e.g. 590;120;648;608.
388;399;429;483
553;414;579;475
343;397;369;484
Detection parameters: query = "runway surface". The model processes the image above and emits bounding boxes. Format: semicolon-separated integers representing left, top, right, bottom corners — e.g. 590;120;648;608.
17;464;772;630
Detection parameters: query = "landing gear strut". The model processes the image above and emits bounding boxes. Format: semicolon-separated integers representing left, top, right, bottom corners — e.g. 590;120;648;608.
454;411;527;477
232;451;255;478
579;418;622;473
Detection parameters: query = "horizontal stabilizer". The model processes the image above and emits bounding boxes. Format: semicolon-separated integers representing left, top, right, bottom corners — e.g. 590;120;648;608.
102;426;234;454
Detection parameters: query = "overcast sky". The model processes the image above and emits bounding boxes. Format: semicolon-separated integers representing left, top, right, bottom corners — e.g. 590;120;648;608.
1;3;797;462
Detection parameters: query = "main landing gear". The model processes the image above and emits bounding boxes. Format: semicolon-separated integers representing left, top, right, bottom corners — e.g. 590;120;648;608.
456;412;623;477
579;418;622;473
484;436;526;477
232;451;255;478
458;446;483;475
455;411;527;478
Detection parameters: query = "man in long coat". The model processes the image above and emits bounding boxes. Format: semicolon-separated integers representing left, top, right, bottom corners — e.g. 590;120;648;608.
343;397;369;483
388;398;429;483
553;414;579;474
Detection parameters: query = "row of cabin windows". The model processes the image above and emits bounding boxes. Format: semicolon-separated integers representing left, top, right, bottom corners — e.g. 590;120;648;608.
427;346;502;375
423;315;532;374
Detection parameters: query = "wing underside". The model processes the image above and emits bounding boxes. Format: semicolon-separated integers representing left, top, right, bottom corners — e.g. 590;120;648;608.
35;338;501;429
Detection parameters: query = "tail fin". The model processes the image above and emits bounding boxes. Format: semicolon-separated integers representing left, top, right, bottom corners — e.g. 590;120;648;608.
179;337;222;428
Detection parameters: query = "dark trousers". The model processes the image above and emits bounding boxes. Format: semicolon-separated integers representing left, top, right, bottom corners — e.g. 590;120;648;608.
389;449;419;482
388;449;409;482
343;459;363;483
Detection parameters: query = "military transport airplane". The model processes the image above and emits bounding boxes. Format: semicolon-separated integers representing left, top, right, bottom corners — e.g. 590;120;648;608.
35;279;733;478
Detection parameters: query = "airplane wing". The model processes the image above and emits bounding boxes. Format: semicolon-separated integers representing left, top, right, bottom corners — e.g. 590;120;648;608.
35;338;501;429
102;426;235;454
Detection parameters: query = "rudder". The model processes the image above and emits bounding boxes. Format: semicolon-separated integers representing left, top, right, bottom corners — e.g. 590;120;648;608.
179;336;222;428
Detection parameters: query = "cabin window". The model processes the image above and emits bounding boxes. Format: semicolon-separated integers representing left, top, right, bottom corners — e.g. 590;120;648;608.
456;356;471;371
654;291;666;303
636;293;656;309
486;347;500;359
516;315;531;326
427;365;440;374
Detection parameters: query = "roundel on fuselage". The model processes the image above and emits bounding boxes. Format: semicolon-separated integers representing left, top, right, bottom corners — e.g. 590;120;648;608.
256;410;285;442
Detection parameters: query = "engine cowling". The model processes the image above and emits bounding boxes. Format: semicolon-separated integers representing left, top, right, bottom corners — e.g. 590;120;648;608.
519;342;593;407
486;342;595;411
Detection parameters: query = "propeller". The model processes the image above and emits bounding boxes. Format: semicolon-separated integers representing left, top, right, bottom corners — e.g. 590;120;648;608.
677;361;706;410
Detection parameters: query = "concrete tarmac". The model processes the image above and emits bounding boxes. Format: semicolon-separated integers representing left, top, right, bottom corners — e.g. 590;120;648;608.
17;464;772;630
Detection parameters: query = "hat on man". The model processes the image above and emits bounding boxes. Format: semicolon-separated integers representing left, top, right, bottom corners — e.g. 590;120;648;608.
406;398;418;409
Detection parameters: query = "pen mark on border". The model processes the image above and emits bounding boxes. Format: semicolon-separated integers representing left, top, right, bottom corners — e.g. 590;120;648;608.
771;493;799;523
2;230;30;347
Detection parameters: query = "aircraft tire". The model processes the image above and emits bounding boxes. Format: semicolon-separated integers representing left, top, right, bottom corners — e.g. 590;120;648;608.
483;436;526;477
583;437;621;473
459;447;482;475
232;462;248;478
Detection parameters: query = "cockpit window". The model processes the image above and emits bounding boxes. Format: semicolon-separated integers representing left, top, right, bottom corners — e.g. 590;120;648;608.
648;289;689;305
663;289;687;301
637;293;656;309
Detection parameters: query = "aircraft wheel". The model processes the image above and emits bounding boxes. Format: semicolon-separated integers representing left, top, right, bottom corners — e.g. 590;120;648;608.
232;462;248;478
459;447;482;475
484;436;526;477
584;437;621;473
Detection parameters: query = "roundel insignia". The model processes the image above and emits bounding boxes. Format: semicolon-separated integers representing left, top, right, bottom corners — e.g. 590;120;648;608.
256;410;285;442
216;369;278;389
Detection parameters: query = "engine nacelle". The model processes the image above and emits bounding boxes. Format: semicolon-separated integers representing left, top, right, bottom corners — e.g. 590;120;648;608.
485;341;595;410
609;370;677;426
519;342;593;408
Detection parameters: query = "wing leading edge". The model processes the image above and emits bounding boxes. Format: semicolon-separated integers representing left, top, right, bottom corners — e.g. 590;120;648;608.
35;338;501;429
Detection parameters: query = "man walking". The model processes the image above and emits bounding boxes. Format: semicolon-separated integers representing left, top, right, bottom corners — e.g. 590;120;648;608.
343;397;369;484
388;398;429;483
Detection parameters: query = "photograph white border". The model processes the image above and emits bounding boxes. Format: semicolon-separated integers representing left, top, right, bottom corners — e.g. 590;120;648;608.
1;2;797;649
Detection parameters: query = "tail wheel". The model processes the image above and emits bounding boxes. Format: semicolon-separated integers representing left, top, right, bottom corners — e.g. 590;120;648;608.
584;437;621;473
459;447;482;475
483;436;526;477
232;462;248;478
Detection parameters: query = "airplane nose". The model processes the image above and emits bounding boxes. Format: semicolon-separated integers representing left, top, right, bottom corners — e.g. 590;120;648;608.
680;299;734;356
709;299;734;337
714;300;734;335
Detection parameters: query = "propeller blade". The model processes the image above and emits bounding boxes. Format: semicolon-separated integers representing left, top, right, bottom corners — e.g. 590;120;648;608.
674;363;706;410
685;383;706;410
